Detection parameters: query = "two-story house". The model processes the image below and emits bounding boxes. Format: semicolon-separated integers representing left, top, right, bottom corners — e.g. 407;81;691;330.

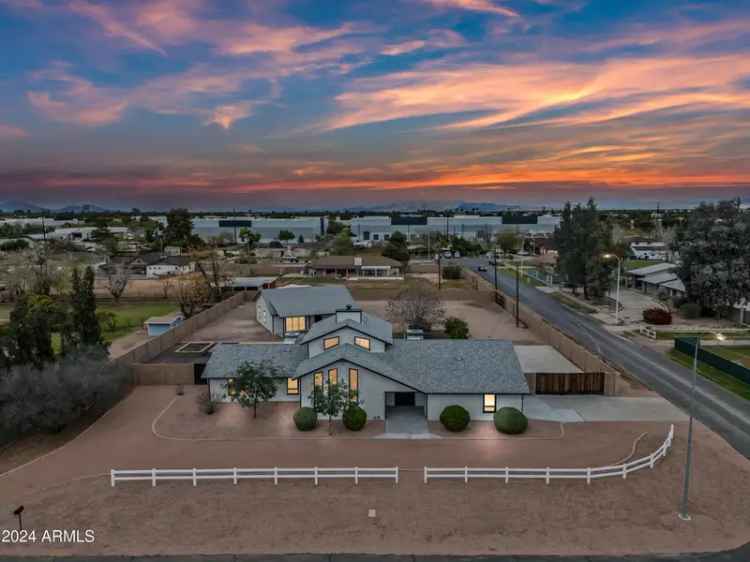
203;305;530;421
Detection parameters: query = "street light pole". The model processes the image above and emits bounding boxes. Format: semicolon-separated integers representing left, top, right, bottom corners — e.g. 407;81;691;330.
602;254;622;325
678;336;700;521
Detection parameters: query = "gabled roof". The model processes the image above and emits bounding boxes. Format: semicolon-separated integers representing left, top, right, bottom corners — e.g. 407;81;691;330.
294;340;529;394
660;278;685;292
260;285;355;317
202;343;308;379
642;271;678;285
627;262;677;277
297;312;393;345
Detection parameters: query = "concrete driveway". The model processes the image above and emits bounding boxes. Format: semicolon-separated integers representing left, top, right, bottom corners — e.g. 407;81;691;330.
525;396;690;423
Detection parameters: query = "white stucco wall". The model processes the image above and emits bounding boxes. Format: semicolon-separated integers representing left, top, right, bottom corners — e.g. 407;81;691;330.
426;394;525;421
209;377;301;403
299;360;415;420
306;327;387;357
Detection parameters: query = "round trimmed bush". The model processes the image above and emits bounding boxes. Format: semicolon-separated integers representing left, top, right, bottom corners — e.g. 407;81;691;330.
343;405;367;431
494;407;528;435
439;405;470;432
293;407;318;431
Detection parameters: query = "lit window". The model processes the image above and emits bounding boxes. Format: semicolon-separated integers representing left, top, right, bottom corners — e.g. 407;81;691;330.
227;378;237;397
483;393;496;413
287;378;299;395
285;316;305;332
348;368;359;400
328;368;338;385
354;336;370;350
323;336;340;350
314;372;323;387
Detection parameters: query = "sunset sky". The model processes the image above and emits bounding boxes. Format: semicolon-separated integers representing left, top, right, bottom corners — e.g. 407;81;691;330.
1;0;750;210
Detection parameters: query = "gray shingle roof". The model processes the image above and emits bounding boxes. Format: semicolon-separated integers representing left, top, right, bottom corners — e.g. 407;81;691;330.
260;285;355;317
294;340;529;394
297;312;393;345
642;271;678;285
627;262;677;277
202;343;307;379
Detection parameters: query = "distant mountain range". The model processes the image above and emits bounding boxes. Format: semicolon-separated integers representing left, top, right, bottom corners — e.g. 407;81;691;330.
0;200;111;213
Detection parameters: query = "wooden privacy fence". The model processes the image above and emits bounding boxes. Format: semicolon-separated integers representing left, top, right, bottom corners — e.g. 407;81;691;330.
111;466;399;487
424;425;674;484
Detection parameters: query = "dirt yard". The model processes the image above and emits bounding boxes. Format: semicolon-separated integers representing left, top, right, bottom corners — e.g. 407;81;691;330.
187;301;277;342
360;299;540;343
1;386;748;557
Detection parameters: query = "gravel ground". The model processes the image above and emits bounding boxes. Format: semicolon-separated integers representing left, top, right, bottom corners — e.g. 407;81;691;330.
1;387;748;557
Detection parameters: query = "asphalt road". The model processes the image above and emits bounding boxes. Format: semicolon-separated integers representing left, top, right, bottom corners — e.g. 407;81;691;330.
462;258;750;459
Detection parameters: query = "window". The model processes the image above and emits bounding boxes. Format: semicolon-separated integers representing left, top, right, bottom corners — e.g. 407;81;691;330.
354;336;370;350
285;316;305;332
314;372;323;387
348;368;359;400
323;336;340;350
287;378;299;395
328;368;338;386
483;393;496;414
227;378;237;398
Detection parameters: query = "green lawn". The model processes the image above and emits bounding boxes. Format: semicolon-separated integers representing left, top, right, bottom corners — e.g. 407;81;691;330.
668;349;750;400
97;302;180;342
704;346;750;368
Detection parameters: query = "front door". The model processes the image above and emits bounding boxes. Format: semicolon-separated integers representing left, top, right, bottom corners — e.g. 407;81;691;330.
394;392;415;407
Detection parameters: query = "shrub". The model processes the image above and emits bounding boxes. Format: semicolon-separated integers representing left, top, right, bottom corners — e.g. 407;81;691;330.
679;302;702;319
642;307;672;325
493;407;528;435
96;310;117;332
442;265;463;280
444;317;470;339
293;407;318;431
343;404;367;431
439;405;470;432
196;391;216;415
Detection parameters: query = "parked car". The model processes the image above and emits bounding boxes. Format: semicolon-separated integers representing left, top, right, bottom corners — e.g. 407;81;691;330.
477;265;488;272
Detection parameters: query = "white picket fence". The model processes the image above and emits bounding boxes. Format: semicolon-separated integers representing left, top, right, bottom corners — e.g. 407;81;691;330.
424;424;674;484
111;466;399;487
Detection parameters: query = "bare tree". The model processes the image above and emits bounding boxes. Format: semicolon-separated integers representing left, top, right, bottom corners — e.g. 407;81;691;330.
107;263;130;303
161;277;174;300
176;275;209;318
386;282;446;331
194;244;228;303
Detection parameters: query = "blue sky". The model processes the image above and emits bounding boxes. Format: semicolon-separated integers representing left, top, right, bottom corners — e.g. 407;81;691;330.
1;0;749;209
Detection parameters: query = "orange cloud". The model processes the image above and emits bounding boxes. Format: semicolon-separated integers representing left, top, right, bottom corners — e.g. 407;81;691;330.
419;0;519;17
206;102;255;129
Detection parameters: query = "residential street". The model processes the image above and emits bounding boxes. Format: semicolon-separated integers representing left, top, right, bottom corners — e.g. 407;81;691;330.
462;258;750;459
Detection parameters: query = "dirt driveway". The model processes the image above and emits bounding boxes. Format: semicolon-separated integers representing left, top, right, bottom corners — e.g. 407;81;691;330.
360;300;540;342
0;386;748;557
189;301;276;342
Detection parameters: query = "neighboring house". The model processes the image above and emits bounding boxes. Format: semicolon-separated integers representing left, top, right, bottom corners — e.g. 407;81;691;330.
630;241;670;261
203;305;530;420
127;252;164;275
145;313;184;336
625;262;677;290
227;276;278;291
145;256;195;279
306;255;403;278
255;285;356;337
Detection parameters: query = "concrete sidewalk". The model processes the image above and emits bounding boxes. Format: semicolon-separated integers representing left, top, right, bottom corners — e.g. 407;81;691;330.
524;396;689;423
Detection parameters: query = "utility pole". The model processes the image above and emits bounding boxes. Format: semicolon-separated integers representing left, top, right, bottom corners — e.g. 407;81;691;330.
515;259;520;327
678;336;700;521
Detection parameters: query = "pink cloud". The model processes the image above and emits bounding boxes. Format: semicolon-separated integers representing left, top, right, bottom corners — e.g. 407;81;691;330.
205;102;255;129
0;124;28;139
419;0;519;17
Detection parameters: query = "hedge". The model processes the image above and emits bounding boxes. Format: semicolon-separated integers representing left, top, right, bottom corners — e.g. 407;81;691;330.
343;405;367;431
643;307;672;325
439;404;470;432
293;407;318;431
493;407;528;435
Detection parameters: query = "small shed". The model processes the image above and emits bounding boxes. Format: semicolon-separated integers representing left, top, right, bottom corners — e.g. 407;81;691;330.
145;313;185;336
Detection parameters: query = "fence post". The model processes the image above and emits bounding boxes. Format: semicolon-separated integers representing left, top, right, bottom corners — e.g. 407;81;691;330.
424;467;428;484
395;467;399;485
622;464;627;479
274;466;278;486
110;469;115;487
152;468;156;487
545;467;550;485
505;467;509;484
233;467;238;485
464;466;468;484
193;468;197;487
314;466;318;486
355;466;359;485
586;467;591;485
650;452;655;469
